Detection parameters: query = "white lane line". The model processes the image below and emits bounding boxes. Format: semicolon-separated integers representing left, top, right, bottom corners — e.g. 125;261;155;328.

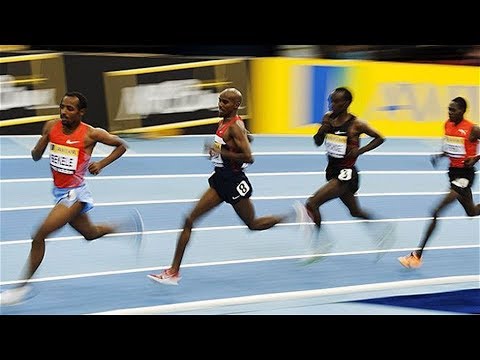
1;191;480;212
1;215;478;246
0;151;441;159
89;275;480;315
1;246;478;286
2;170;470;183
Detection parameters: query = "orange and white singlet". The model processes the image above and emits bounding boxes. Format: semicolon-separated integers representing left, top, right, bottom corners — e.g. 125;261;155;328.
49;121;91;188
443;118;477;168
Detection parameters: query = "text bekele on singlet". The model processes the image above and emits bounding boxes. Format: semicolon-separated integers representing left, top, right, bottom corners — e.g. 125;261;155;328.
210;115;249;173
443;118;477;168
49;121;91;188
324;115;359;168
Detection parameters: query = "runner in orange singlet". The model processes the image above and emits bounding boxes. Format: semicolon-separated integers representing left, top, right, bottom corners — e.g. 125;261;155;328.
398;96;480;268
0;91;143;305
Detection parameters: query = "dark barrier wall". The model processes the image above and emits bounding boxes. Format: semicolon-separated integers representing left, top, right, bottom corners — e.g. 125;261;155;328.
0;52;66;135
63;53;211;132
103;58;250;136
0;52;212;135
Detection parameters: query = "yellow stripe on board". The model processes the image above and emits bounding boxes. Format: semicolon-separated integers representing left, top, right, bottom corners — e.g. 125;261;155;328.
113;117;220;134
189;81;232;88
0;77;47;85
0;53;62;63
113;115;251;134
105;58;246;77
0;45;29;51
0;115;58;127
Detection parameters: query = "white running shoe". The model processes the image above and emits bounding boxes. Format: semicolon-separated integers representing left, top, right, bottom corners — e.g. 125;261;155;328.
0;285;33;306
364;221;397;261
147;269;181;286
130;208;144;255
375;223;397;261
293;201;333;265
301;226;335;265
293;201;315;237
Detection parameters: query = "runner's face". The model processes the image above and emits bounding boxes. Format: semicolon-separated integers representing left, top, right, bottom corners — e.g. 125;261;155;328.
328;91;349;116
218;92;237;117
60;96;83;127
448;101;464;122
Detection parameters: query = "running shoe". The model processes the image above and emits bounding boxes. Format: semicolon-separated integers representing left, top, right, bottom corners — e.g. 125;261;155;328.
147;268;181;285
0;285;33;306
130;208;144;255
397;252;423;269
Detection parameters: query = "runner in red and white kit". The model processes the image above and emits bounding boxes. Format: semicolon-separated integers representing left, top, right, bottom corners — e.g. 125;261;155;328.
398;96;480;268
148;88;288;285
294;87;393;262
0;91;143;305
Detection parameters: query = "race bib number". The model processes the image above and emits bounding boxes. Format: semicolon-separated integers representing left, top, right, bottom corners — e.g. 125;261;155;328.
236;180;250;196
211;135;224;166
50;143;79;174
325;134;347;158
452;178;469;188
338;168;353;181
443;135;465;158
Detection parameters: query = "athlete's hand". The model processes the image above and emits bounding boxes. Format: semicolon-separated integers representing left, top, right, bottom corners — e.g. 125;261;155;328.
203;141;214;158
430;154;441;168
88;162;102;176
464;156;479;168
346;148;360;159
204;141;221;157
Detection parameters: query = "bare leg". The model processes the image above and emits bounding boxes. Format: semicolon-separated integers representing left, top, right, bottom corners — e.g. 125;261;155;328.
457;189;480;217
339;192;372;220
233;198;287;230
340;192;396;259
416;191;458;257
69;208;115;240
306;179;348;228
20;202;84;287
170;187;223;273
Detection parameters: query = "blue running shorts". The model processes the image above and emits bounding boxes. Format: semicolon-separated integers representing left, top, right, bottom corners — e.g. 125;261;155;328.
52;183;94;214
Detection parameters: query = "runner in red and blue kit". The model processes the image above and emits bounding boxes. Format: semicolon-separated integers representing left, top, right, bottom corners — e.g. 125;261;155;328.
49;118;95;213
0;91;143;306
398;96;480;268
148;88;289;285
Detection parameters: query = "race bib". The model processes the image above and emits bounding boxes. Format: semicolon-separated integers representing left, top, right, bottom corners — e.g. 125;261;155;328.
338;168;353;181
210;135;224;166
443;135;465;158
236;180;250;196
50;143;79;174
325;134;347;158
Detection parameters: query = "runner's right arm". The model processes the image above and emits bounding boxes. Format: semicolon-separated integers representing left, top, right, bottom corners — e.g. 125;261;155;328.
31;120;56;161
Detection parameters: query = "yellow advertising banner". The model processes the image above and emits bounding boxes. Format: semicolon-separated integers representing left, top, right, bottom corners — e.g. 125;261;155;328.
250;58;479;137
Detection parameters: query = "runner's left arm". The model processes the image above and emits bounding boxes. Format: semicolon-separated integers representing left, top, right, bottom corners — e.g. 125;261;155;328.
88;127;128;175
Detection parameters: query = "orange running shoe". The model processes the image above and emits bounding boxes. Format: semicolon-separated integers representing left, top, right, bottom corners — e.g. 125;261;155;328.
397;252;423;269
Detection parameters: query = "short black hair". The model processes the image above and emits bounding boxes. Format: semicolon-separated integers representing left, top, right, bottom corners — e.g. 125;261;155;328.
64;91;88;110
334;87;353;102
451;97;467;112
